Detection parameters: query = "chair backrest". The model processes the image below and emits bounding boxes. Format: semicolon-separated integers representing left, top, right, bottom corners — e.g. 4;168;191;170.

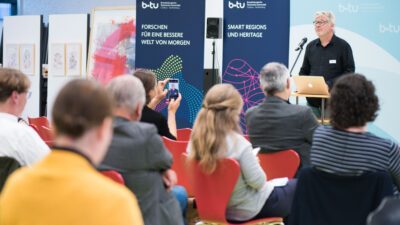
182;153;240;224
100;170;125;185
258;150;300;180
0;157;21;193
243;135;250;141
176;128;192;141
367;197;400;225
162;136;193;196
37;125;53;145
28;116;50;128
289;167;394;225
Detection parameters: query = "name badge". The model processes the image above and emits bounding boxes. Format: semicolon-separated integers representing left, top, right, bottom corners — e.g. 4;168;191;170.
329;59;337;64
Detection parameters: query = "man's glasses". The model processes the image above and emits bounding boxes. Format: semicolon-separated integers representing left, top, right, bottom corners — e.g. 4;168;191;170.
26;91;32;99
313;20;328;26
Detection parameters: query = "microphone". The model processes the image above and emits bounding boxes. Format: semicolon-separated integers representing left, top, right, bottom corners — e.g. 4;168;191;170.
295;37;308;51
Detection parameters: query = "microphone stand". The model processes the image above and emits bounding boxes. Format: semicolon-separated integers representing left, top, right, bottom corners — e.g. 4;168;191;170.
289;47;304;77
211;39;216;85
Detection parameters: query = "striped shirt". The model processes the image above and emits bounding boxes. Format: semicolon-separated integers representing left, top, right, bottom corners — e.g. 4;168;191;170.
310;126;400;192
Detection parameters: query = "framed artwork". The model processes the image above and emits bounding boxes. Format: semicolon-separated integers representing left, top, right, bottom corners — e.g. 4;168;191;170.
87;6;136;85
66;43;82;76
50;43;66;76
5;44;20;70
19;44;36;75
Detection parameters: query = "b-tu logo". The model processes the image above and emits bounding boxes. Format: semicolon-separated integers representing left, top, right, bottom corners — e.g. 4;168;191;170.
142;1;159;9
380;24;400;33
228;1;246;9
338;3;359;13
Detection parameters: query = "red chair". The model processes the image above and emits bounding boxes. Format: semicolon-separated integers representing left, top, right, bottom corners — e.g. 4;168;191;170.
258;150;300;181
176;128;192;141
28;116;50;128
243;135;250;141
100;170;125;185
162;137;193;196
37;126;54;147
182;153;283;225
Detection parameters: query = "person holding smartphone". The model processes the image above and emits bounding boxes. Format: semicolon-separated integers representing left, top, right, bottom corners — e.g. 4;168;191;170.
133;69;181;140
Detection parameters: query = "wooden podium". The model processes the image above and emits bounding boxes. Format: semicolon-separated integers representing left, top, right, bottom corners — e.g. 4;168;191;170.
291;92;330;124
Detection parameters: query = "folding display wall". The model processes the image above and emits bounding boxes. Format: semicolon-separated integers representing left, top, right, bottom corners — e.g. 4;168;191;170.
3;15;42;118
47;14;89;120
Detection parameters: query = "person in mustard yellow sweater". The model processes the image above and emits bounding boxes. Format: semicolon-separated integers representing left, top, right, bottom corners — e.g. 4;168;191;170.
0;79;144;225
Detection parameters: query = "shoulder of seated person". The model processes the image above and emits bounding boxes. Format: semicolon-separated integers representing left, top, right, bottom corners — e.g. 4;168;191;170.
135;121;159;134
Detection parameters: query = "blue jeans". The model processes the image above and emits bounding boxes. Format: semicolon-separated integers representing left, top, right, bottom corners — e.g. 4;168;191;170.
172;185;188;225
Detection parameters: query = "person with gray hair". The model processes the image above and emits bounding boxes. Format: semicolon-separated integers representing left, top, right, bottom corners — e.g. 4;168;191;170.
245;62;319;166
299;11;355;118
98;75;186;225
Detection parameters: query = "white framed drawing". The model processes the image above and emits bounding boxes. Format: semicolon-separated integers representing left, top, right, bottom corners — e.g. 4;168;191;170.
66;43;82;76
19;44;36;75
5;44;20;70
50;43;66;76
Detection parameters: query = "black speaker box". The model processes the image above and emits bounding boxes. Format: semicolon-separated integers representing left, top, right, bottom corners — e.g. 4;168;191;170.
206;18;222;39
203;69;221;95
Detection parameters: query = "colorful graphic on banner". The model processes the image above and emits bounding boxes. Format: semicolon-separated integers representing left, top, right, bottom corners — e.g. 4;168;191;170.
223;0;290;133
136;0;205;128
290;0;400;143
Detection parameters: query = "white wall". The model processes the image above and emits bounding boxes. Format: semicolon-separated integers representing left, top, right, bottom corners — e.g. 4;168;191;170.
47;14;88;121
19;0;134;24
3;15;42;118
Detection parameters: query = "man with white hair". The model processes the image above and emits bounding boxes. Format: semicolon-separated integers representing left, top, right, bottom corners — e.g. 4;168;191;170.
246;62;319;166
299;11;355;117
98;75;185;225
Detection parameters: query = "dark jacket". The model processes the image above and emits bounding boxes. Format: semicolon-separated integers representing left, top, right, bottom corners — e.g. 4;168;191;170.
245;96;319;165
289;167;393;225
98;117;184;225
0;157;20;193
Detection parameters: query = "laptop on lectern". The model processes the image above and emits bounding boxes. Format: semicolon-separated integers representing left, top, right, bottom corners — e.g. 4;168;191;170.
292;75;329;95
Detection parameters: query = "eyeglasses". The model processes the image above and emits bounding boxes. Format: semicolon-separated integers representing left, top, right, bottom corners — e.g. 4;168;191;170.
313;20;328;26
26;91;32;99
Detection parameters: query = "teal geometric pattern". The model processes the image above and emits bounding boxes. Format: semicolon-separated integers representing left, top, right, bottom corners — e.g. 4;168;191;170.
152;55;203;125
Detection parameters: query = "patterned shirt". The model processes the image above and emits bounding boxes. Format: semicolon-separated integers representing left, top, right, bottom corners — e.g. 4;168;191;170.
311;126;400;192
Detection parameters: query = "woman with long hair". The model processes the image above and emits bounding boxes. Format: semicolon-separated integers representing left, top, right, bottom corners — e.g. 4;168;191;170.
133;69;181;140
188;83;297;222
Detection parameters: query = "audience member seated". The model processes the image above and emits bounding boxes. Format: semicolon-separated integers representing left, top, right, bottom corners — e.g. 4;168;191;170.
246;62;319;166
310;74;400;193
187;83;297;222
133;69;181;140
0;68;49;166
0;79;144;225
98;75;186;225
367;197;400;225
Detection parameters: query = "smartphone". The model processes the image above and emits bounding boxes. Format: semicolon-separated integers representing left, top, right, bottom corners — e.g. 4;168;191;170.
168;79;179;100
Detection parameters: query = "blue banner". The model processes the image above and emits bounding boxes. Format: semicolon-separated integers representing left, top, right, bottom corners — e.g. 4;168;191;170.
136;0;205;128
223;0;290;132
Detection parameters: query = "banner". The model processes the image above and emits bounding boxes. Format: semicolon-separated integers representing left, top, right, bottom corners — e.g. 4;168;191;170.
223;0;290;132
136;0;205;128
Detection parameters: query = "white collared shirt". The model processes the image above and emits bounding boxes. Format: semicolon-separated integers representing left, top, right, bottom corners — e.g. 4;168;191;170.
0;112;50;166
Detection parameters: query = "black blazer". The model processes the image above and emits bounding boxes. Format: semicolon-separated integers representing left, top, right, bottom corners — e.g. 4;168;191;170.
245;96;319;165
